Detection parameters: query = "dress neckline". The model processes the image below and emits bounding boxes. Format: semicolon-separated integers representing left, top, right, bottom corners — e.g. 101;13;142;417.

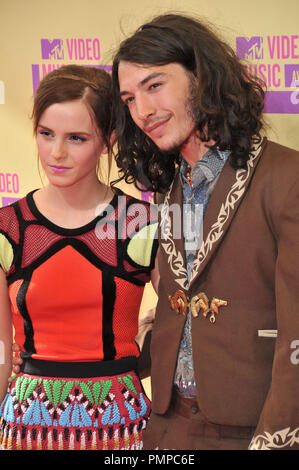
26;189;120;236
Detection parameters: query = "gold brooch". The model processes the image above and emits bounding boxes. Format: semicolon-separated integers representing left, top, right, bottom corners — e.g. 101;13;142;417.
168;290;227;323
168;290;188;316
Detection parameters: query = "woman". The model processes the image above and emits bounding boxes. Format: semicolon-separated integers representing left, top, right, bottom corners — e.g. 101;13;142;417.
0;65;159;450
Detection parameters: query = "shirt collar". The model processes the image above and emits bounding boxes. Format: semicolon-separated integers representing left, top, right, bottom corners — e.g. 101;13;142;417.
180;147;230;186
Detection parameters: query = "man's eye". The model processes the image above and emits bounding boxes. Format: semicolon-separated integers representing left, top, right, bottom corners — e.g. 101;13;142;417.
149;83;161;90
125;97;135;105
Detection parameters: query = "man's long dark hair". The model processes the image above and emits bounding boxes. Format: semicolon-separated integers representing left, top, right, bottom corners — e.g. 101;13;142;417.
112;13;265;194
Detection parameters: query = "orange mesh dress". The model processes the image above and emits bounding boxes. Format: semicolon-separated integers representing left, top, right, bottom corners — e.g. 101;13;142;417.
0;189;158;450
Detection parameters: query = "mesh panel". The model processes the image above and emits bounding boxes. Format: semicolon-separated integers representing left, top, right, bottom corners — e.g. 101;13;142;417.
123;260;138;273
19;198;37;221
3;193;157;364
22;225;63;268
0;205;20;243
134;272;151;283
113;277;142;359
87;222;118;266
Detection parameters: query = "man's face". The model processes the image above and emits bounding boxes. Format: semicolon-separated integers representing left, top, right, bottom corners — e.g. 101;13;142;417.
118;61;197;153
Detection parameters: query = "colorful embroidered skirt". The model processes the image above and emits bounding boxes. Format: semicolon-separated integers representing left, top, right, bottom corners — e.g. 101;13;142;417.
0;358;150;450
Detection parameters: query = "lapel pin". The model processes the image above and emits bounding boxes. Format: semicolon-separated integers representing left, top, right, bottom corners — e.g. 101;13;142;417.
168;290;227;323
190;292;210;318
168;290;188;316
209;297;228;323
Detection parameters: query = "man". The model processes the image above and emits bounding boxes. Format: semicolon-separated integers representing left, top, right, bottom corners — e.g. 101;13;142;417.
111;13;299;450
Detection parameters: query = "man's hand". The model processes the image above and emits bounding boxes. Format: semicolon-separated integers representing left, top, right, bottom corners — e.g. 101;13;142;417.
11;343;22;374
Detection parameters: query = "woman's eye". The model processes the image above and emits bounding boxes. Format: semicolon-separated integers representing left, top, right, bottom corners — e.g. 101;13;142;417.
39;130;53;137
69;135;86;142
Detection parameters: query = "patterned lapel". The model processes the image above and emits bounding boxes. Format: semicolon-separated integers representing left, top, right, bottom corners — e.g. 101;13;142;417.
159;170;188;290
160;137;267;291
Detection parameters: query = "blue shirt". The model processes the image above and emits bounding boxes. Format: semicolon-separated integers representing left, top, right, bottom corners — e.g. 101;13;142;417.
174;146;230;398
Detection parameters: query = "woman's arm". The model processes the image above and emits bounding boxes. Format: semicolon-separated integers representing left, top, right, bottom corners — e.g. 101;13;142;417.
136;254;159;378
0;268;12;404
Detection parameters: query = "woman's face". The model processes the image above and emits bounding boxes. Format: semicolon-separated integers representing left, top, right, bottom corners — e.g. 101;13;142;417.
36;99;106;189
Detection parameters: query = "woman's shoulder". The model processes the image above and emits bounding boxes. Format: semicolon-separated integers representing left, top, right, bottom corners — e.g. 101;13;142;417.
112;189;158;239
114;188;157;212
0;198;21;228
0;191;36;235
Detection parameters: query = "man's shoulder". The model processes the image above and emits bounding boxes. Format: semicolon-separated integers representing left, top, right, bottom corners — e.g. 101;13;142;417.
262;139;299;166
252;139;299;210
256;139;299;184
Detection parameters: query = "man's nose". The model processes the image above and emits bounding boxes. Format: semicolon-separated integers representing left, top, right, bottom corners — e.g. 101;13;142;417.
135;95;156;120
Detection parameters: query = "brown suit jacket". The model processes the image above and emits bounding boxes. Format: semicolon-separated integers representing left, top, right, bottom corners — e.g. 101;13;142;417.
150;138;299;449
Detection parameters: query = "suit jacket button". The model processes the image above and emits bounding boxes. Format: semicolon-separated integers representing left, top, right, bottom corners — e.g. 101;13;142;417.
191;405;199;414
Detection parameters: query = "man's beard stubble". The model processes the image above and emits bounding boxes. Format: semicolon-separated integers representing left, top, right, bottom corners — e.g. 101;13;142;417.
159;76;204;157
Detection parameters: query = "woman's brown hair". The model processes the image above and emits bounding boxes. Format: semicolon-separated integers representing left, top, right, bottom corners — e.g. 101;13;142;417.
33;64;113;157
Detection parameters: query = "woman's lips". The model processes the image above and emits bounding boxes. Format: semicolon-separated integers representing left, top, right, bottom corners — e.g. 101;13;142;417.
49;165;71;174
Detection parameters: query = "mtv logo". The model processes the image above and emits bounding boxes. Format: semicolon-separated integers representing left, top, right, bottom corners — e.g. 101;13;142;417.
236;37;264;60
41;39;64;60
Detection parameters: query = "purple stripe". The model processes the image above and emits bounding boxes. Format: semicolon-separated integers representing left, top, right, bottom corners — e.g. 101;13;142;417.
32;64;40;97
84;64;112;71
264;91;299;114
284;64;299;87
1;197;20;207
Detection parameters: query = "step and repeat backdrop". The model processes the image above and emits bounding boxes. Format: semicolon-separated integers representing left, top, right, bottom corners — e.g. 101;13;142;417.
1;0;299;392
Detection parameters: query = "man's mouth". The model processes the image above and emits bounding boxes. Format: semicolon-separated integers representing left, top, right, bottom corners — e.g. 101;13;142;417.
144;116;171;136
